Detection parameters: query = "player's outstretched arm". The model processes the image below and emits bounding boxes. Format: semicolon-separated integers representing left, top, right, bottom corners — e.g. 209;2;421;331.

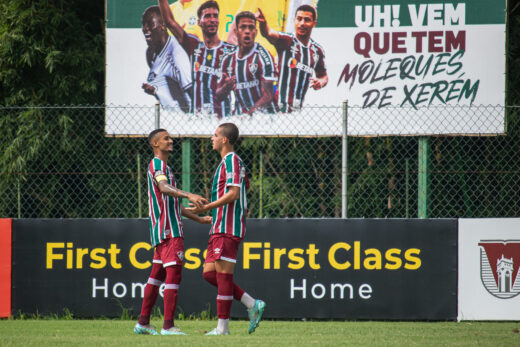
187;186;239;214
181;205;212;224
158;180;208;208
256;8;280;45
158;0;185;43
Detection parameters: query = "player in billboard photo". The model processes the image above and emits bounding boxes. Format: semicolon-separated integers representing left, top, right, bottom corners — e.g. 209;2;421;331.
141;6;193;111
158;0;236;117
134;128;210;336
257;5;327;112
187;123;266;335
216;11;278;115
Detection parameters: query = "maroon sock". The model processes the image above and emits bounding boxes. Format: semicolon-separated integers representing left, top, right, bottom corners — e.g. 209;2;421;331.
204;270;244;301
138;263;165;325
163;265;182;330
216;273;234;319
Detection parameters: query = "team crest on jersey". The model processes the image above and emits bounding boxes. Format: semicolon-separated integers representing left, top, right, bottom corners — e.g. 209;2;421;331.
289;58;297;68
177;251;185;261
249;63;258;74
478;240;520;299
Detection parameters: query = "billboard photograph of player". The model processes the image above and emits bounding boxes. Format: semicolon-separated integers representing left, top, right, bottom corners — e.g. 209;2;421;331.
216;11;278;115
257;5;327;112
106;0;506;136
141;6;192;111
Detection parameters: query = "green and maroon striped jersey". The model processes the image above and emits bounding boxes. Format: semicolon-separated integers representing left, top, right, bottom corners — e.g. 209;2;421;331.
210;152;248;238
147;157;183;247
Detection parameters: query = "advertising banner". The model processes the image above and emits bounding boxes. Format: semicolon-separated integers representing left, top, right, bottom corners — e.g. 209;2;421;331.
12;218;457;319
458;218;520;321
106;0;505;136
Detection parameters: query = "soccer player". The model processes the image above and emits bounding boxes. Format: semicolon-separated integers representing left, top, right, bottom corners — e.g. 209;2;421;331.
187;123;265;335
257;5;328;112
141;6;192;111
216;11;278;115
158;0;235;117
134;128;210;336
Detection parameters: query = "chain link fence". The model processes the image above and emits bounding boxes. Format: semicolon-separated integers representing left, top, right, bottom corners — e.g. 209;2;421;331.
0;105;518;218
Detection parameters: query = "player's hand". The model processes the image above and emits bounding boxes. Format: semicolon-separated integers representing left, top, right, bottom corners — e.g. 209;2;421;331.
186;203;206;214
187;193;208;209
255;8;266;23
309;77;325;90
142;83;157;95
199;215;212;224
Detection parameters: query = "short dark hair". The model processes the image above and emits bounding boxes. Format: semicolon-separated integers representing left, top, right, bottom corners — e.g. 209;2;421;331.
235;11;256;26
197;0;219;19
148;128;167;145
219;123;239;145
142;6;163;25
296;5;317;21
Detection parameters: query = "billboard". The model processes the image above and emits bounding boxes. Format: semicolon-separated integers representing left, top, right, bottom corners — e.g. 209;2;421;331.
106;0;506;136
12;218;457;319
458;219;520;321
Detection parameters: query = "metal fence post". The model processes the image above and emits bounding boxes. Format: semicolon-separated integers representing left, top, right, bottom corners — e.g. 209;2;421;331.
342;101;348;219
137;152;142;218
155;102;160;129
182;138;192;207
259;152;263;218
418;137;430;218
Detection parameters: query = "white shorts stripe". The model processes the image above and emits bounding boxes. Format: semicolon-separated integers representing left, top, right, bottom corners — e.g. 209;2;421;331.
163;261;178;267
164;283;179;290
217;295;233;300
220;256;236;263
153;259;162;264
148;278;163;287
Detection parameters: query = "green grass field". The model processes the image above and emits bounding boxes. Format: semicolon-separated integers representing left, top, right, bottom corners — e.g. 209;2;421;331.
1;319;519;346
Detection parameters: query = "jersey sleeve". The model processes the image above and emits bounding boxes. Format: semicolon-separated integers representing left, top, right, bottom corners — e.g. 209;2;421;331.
314;44;327;77
181;33;200;56
274;32;293;52
150;158;167;186
225;154;241;187
257;45;277;82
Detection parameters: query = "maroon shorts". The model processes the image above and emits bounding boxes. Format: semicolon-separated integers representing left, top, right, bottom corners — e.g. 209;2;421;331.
153;237;184;267
204;234;242;264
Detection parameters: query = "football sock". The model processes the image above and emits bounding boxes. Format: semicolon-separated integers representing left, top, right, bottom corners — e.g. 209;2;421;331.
138;263;165;326
217;318;229;333
163;265;182;330
216;273;234;320
204;270;247;303
240;292;255;309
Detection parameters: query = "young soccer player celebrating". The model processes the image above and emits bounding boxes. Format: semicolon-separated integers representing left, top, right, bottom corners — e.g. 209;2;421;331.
187;123;266;335
134;128;210;336
257;5;328;112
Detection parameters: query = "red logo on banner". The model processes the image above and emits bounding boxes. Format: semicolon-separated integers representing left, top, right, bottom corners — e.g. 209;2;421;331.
478;240;520;299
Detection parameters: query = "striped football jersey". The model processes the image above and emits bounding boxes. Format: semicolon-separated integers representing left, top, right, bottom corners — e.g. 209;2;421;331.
219;43;278;115
210;152;247;238
146;35;192;109
147;157;183;247
274;32;326;112
181;35;236;117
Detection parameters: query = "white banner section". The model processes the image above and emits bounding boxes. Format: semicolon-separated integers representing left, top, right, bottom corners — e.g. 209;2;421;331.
458;219;520;321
